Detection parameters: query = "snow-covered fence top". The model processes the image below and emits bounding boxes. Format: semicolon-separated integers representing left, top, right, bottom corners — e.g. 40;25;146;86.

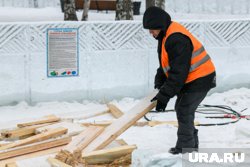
0;20;250;105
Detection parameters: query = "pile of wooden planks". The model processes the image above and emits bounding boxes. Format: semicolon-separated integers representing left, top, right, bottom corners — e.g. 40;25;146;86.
53;92;157;166
0;92;168;167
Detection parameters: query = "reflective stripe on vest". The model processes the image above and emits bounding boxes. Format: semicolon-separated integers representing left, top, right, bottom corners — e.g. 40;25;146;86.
161;22;215;83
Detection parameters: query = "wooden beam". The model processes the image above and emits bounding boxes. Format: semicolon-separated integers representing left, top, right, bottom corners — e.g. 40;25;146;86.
1;123;51;139
56;126;104;166
47;157;72;167
81;121;113;127
83;92;157;153
63;126;104;153
81;120;200;128
115;139;128;146
5;163;17;167
35;122;85;137
107;104;124;118
0;145;64;166
83;145;137;165
17;115;60;128
148;121;200;127
0;127;67;151
103;139;128;150
0;136;71;160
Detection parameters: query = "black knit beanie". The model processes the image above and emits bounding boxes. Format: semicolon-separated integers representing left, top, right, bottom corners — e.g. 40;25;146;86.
143;6;171;31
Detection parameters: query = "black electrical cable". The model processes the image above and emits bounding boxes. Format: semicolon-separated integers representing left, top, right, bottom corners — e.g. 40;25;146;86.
144;104;248;126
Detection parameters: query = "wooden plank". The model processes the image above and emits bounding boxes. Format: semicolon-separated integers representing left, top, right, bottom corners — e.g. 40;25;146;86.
63;126;104;153
35;122;85;137
17;115;60;128
1;123;51;139
47;157;72;167
81;121;113;127
103;139;128;150
5;163;17;167
0;127;67;151
115;139;128;146
83;92;157;153
107;104;124;118
83;145;137;165
56;126;104;166
0;145;64;166
0;143;10;147
81;120;199;128
148;121;200;127
0;136;71;160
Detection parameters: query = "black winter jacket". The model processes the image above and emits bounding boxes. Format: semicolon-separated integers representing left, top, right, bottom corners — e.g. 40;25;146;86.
143;7;216;103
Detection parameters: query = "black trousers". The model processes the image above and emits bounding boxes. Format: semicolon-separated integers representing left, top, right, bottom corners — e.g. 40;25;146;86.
174;91;208;149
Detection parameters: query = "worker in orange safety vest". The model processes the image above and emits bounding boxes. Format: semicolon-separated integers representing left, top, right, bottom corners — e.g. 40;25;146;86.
143;6;216;154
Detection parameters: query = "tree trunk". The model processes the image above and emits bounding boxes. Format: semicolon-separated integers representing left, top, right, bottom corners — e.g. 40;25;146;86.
146;0;165;10
34;0;39;8
115;0;133;20
82;0;91;21
64;0;78;21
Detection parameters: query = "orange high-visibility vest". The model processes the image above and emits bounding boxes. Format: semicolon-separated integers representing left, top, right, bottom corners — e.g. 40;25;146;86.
161;22;215;83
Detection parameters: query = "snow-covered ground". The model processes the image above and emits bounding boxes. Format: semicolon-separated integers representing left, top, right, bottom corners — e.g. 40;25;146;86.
1;88;250;166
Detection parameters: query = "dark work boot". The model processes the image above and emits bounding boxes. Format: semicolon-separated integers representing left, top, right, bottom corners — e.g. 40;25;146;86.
169;147;198;155
168;147;182;155
194;129;199;149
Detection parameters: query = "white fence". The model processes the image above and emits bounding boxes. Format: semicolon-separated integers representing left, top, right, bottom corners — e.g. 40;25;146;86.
0;20;250;105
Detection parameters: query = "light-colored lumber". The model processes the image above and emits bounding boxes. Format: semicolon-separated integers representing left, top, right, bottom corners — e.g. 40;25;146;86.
0;136;71;160
0;145;64;166
81;120;199;128
103;139;128;150
47;157;73;167
81;121;148;127
107;104;124;118
1;123;51;139
35;122;85;137
148;121;200;127
5;162;17;167
63;126;104;153
0;142;11;147
115;139;128;146
109;154;131;167
56;126;104;166
83;145;137;165
82;91;157;153
17;115;60;128
81;121;113;127
0;127;67;151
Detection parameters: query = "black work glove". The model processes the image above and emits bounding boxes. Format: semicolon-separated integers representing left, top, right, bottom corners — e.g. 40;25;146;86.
154;68;166;89
151;93;170;112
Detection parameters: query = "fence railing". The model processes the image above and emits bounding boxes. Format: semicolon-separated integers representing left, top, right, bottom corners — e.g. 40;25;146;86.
0;19;250;105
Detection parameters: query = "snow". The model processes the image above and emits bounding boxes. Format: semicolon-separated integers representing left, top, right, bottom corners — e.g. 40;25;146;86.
1;2;250;167
0;88;250;166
